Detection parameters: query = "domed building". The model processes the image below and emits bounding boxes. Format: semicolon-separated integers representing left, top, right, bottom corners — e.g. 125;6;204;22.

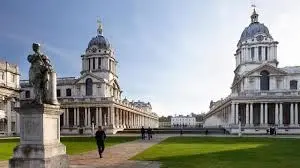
20;21;159;134
204;9;300;134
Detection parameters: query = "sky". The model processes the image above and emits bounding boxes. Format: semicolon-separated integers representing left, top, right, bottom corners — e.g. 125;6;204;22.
1;0;300;116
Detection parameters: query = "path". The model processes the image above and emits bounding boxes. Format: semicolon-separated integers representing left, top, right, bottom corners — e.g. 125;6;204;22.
69;135;169;168
0;135;169;168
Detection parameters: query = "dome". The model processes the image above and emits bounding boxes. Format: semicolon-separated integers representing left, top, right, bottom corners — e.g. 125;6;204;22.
238;9;272;44
88;35;110;49
239;22;272;43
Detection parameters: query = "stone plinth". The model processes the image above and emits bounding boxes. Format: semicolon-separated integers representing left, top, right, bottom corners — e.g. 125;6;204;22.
9;103;69;168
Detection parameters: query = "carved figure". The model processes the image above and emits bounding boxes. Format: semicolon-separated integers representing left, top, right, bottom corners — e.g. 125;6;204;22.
27;43;58;105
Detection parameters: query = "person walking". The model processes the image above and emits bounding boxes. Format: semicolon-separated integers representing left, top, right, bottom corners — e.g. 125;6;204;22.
141;126;146;140
95;126;106;158
147;127;152;140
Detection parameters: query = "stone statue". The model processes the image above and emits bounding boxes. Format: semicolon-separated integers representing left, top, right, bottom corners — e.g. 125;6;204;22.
28;43;58;105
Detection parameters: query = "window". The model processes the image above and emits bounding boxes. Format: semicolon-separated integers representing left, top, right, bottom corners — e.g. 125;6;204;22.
93;57;95;69
66;88;72;97
88;58;91;70
260;70;269;90
98;58;101;69
11;74;14;82
57;89;61;97
109;59;112;71
11;102;15;111
86;78;93;96
251;47;255;60
25;90;30;98
258;46;262;61
290;80;297;90
265;47;268;60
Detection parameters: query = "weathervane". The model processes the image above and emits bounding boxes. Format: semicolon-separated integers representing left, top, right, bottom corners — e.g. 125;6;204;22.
251;0;256;10
97;18;103;35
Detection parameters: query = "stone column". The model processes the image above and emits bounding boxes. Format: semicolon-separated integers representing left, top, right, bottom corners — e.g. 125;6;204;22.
84;108;88;126
290;103;294;125
110;106;115;128
96;108;99;127
87;107;91;127
66;108;69;127
295;103;299;125
250;103;253;126
275;103;279;125
264;103;268;125
6;100;12;136
99;108;102;126
246;103;249;125
279;103;283;125
235;103;239;124
231;102;235;125
73;108;76;126
76;108;79;126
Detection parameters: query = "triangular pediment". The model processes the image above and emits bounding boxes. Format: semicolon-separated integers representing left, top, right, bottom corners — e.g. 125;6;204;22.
245;63;288;76
74;72;105;84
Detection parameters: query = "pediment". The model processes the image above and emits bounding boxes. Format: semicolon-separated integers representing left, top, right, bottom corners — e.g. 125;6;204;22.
74;72;105;84
246;63;287;76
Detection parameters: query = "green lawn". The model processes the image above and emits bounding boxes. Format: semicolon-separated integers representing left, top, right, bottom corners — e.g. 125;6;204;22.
132;136;300;168
0;136;137;161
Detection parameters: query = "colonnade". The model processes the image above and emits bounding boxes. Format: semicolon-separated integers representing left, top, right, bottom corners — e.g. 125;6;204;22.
61;106;158;129
230;102;299;126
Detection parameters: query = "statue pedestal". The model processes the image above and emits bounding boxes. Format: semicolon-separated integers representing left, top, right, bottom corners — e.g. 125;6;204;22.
9;104;69;168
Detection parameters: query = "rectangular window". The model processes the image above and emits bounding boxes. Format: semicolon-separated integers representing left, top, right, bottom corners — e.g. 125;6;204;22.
93;57;95;69
265;47;268;60
98;58;101;69
109;60;111;71
258;46;262;61
57;89;61;97
66;88;72;97
251;47;255;60
88;58;91;70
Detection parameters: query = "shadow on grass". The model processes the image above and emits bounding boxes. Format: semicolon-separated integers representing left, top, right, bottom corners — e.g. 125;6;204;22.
133;137;300;168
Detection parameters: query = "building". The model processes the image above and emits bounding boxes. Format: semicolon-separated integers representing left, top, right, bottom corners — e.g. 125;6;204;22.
20;22;159;134
204;9;300;134
0;61;20;136
171;115;196;128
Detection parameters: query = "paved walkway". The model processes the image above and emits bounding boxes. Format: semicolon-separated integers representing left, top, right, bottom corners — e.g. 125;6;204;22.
69;135;169;168
0;135;169;168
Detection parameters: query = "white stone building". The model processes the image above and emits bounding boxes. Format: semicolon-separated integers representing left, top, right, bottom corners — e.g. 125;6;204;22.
20;22;159;134
204;9;300;134
171;115;196;127
0;61;20;136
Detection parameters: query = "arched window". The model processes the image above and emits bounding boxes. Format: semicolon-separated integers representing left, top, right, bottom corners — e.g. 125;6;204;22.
25;90;30;98
260;70;270;90
86;78;93;96
290;80;298;90
66;88;72;97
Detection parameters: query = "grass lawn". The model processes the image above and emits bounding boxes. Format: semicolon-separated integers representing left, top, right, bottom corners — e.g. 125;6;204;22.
132;136;300;168
0;136;137;161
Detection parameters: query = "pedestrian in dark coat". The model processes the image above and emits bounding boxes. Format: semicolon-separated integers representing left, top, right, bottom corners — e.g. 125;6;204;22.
147;127;152;140
95;126;106;158
141;126;146;140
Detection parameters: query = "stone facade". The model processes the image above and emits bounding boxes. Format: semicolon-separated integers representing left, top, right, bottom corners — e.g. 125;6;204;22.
0;61;20;136
171;116;196;127
204;9;300;134
20;22;159;134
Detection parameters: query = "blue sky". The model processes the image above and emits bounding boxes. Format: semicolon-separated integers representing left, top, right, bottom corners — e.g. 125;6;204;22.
1;0;300;116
